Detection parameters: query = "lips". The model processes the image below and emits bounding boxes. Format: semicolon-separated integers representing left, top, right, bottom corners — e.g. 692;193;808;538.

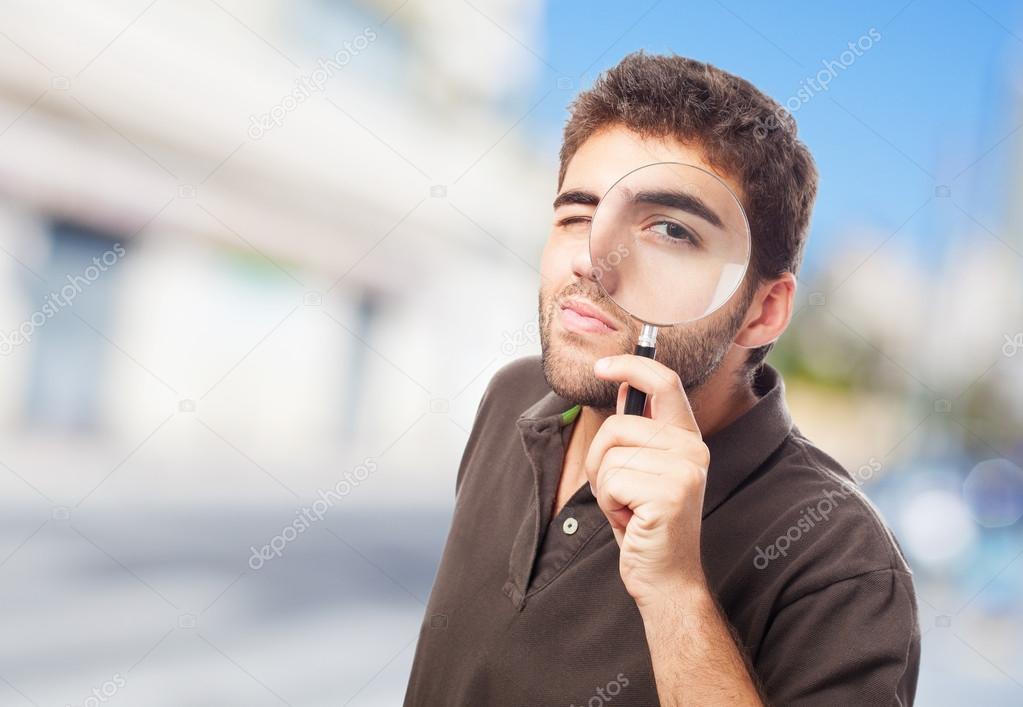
559;297;619;332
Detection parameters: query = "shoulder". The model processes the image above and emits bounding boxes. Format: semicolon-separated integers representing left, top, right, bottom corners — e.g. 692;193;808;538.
475;355;549;420
488;354;547;394
454;355;549;493
743;431;921;703
732;425;911;597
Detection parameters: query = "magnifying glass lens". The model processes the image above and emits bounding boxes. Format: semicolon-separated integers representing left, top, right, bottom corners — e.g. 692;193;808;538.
588;162;750;327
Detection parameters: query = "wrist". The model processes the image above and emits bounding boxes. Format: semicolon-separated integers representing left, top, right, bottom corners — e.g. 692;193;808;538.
636;571;713;621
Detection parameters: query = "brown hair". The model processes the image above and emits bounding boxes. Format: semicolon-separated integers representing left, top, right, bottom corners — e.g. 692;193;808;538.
559;51;818;373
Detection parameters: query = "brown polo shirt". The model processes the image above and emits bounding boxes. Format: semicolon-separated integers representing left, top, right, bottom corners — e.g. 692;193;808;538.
404;356;920;706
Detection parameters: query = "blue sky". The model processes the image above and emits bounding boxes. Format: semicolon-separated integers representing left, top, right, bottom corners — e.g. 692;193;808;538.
526;0;1022;275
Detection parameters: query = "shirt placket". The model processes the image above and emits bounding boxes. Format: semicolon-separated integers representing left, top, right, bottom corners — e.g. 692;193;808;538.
503;404;612;609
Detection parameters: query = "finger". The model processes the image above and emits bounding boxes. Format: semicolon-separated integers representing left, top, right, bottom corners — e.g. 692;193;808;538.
594;354;698;432
593;447;707;535
595;445;670;491
592;451;668;528
584;414;701;482
596;446;707;499
590;446;672;532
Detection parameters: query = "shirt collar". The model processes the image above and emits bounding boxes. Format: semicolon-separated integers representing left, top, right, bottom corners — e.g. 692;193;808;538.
515;363;793;518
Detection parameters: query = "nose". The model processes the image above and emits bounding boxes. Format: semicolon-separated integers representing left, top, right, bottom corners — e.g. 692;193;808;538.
570;241;599;283
575;238;622;296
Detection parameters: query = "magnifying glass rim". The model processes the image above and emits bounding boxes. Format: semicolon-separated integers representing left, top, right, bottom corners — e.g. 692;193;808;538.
587;160;752;327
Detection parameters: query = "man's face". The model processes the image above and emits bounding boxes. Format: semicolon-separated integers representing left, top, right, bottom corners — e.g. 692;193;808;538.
538;126;751;410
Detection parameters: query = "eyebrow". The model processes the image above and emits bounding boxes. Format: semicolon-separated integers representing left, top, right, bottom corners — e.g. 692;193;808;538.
552;189;600;210
553;187;726;229
629;189;725;229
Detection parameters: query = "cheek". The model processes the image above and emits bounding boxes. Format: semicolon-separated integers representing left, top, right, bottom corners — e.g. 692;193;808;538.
688;298;743;339
539;232;571;286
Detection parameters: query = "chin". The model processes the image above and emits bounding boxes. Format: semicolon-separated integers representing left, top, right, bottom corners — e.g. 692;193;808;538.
539;339;619;410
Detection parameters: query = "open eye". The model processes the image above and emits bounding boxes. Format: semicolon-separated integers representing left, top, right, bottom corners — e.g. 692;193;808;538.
646;220;699;246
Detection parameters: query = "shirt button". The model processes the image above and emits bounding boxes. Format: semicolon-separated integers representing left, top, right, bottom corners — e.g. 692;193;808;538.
562;517;579;535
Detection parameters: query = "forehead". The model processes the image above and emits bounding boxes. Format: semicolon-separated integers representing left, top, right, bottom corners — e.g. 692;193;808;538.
560;125;744;203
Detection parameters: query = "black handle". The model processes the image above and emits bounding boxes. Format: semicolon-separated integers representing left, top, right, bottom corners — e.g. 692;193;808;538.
624;343;656;416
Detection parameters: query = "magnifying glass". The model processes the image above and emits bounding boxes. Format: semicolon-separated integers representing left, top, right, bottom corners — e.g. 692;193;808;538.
588;162;752;416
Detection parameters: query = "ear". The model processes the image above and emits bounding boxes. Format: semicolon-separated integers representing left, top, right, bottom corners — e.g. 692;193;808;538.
734;273;796;348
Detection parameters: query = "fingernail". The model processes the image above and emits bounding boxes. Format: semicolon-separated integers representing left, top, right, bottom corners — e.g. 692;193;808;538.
594;357;611;373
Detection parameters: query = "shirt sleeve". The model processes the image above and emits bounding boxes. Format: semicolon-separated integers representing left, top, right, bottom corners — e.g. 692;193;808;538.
753;568;920;706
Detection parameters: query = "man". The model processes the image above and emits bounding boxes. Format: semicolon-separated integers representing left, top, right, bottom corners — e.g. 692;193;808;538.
404;52;919;706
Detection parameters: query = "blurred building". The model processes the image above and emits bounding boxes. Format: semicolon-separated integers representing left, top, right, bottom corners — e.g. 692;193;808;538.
0;0;555;506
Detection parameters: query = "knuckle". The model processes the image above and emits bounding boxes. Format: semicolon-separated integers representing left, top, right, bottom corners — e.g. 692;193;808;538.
595;419;622;448
682;463;707;491
594;482;615;509
656;369;683;395
604;473;627;500
671;369;685;392
691;441;711;470
605;446;630;469
604;453;628;478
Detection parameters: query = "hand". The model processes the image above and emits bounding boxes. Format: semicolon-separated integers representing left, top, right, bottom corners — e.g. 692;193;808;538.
586;354;711;609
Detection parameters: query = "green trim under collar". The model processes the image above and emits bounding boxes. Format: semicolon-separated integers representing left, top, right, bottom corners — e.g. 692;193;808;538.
560;403;582;426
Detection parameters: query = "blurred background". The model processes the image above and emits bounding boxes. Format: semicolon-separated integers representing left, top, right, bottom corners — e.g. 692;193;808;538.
0;0;1020;704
